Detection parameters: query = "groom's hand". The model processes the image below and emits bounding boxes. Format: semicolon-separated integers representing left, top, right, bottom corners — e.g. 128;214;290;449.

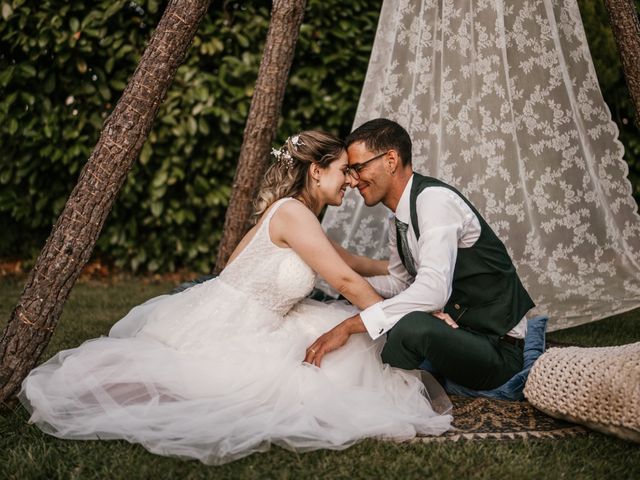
304;314;366;367
432;310;458;328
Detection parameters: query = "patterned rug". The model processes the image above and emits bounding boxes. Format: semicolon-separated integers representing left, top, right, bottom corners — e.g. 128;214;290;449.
415;396;590;442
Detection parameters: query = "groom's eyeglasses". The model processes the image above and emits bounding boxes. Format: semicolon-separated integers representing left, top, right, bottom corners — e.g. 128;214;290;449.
347;151;389;180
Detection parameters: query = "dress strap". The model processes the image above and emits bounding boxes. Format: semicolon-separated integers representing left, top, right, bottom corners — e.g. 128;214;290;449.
261;197;295;228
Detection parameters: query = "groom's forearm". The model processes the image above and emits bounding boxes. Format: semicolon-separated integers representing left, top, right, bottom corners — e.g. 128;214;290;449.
355;257;389;277
343;314;367;335
304;313;367;367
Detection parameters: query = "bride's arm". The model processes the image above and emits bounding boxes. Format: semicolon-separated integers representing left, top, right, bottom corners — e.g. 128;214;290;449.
270;201;382;310
329;239;389;277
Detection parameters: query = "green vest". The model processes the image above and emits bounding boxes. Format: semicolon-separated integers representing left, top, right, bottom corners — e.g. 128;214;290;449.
404;173;535;336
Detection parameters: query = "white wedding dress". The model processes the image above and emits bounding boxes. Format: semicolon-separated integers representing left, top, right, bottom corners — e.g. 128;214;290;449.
19;198;452;465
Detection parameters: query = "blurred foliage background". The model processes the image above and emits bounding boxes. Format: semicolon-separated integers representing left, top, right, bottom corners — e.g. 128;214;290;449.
0;0;638;273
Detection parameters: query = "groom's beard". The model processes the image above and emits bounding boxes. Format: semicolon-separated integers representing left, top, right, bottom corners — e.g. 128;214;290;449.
357;184;384;207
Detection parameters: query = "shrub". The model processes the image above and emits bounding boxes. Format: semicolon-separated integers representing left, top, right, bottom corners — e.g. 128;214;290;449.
0;0;380;272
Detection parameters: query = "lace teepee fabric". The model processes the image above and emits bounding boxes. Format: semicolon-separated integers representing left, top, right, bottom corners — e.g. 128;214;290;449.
322;0;640;330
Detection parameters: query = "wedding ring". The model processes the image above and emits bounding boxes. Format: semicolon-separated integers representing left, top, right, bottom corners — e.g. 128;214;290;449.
310;348;316;353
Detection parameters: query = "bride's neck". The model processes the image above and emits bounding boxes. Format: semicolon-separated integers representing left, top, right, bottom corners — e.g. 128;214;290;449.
295;192;324;216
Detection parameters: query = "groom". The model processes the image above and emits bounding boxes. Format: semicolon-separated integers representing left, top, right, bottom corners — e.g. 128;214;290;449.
305;118;535;391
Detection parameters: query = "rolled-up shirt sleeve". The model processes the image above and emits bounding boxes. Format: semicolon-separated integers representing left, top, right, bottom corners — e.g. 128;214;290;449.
360;188;473;340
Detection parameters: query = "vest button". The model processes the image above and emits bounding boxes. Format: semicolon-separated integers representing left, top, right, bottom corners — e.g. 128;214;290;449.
454;304;460;310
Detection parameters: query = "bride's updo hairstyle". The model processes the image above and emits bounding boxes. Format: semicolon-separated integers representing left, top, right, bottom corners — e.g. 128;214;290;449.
254;131;345;220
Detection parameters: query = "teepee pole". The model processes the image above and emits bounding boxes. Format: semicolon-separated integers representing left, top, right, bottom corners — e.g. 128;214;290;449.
214;0;307;272
604;0;640;125
0;0;211;405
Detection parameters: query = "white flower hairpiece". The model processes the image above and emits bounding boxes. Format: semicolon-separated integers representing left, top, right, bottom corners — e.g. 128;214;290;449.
290;135;303;147
271;134;305;169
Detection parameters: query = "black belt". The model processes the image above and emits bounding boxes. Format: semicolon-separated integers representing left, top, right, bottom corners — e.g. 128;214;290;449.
501;334;524;349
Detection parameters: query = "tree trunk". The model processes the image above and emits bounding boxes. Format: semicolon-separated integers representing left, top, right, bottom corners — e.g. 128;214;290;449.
604;0;640;125
0;0;210;405
214;0;307;273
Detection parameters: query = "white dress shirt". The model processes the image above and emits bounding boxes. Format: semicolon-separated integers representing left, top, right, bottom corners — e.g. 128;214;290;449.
360;175;527;340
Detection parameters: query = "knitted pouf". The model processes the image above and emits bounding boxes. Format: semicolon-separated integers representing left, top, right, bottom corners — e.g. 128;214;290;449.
524;342;640;442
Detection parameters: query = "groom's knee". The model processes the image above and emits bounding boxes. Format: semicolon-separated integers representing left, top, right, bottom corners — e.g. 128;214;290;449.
389;311;442;341
381;312;441;365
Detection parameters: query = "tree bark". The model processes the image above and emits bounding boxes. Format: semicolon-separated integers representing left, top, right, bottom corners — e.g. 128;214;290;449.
604;0;640;125
214;0;307;273
0;0;211;405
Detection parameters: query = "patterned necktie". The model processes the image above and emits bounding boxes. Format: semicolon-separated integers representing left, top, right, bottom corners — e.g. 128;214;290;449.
395;218;417;277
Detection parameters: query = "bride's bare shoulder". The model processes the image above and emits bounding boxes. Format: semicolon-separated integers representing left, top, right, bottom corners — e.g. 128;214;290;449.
269;199;321;245
273;198;318;224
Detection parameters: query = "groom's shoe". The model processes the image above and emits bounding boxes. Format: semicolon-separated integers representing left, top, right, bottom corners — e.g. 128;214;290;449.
419;370;453;415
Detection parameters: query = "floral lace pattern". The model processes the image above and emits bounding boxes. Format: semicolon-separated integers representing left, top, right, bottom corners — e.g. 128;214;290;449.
322;0;640;330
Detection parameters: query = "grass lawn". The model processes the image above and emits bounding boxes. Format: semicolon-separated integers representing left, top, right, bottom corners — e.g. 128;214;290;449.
1;276;638;479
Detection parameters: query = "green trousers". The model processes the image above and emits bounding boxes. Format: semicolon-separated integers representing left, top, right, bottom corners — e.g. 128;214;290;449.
381;312;524;390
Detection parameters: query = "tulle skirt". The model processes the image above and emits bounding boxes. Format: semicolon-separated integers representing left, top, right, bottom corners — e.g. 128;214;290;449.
19;278;452;465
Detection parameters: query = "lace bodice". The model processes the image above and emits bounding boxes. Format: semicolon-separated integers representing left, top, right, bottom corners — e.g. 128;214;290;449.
219;198;317;316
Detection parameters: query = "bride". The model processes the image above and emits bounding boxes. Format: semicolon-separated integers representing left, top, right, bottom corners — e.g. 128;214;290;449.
19;131;452;465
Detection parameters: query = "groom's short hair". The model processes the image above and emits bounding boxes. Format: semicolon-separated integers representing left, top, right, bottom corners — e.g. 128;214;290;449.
345;118;412;167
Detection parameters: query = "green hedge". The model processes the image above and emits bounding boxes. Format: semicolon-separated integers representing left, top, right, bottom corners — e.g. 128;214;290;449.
0;0;637;272
0;0;380;272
